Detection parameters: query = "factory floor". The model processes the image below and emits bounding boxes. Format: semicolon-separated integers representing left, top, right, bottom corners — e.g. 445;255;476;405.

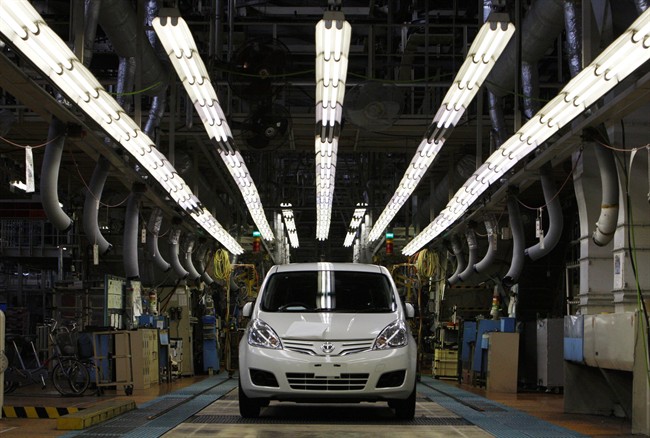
0;372;633;438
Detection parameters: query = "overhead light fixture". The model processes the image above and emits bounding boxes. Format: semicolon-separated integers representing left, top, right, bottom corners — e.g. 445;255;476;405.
152;11;234;154
343;203;367;247
315;9;351;240
9;180;27;192
0;0;243;254
428;13;514;142
403;7;650;256
153;10;274;241
219;149;274;240
368;14;514;243
281;203;299;248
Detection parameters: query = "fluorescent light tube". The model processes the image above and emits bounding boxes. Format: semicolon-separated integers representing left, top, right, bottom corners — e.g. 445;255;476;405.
153;10;274;241
0;0;243;254
403;7;650;256
367;14;513;243
281;203;300;248
343;204;367;247
315;10;351;240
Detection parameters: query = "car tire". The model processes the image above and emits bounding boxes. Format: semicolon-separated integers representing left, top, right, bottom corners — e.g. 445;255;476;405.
238;380;261;418
393;386;416;420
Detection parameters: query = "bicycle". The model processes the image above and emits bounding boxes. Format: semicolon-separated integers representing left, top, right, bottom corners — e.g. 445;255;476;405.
3;319;90;396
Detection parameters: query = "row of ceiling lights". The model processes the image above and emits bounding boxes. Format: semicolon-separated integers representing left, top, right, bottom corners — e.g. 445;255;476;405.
3;1;650;258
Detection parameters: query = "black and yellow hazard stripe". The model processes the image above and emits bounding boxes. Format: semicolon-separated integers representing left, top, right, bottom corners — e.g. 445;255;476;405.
2;405;83;419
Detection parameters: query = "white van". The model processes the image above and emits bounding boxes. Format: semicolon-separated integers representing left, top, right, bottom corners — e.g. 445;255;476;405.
238;262;417;419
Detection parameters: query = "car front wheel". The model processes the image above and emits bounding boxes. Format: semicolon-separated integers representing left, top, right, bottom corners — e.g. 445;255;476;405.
392;386;416;420
238;380;261;418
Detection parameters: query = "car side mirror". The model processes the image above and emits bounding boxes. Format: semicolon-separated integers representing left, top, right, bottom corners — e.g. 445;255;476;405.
405;303;415;319
242;301;253;318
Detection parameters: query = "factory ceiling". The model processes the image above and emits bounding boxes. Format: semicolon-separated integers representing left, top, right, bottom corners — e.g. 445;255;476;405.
1;0;648;266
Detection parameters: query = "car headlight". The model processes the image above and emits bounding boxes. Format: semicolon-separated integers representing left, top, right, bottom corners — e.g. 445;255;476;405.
373;320;408;350
248;319;283;349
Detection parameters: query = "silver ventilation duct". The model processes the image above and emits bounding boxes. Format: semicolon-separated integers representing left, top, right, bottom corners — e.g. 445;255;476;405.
521;61;540;120
525;164;564;260
486;0;565;98
142;0;167;139
82;0;102;66
83;155;112;254
181;236;202;281
474;214;499;273
592;142;619;246
457;227;478;282
169;227;189;279
146;208;171;272
95;0;170;152
635;0;649;15
484;0;509;147
195;241;215;285
123;187;143;279
97;0;167;96
488;92;509;148
564;0;582;78
143;92;166;139
115;57;136;112
447;234;466;285
503;196;526;287
41;117;73;231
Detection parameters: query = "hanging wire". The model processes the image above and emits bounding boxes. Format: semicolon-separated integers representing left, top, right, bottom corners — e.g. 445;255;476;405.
107;81;163;97
611;130;650;386
516;147;584;211
596;139;650;153
0;134;60;149
69;150;130;208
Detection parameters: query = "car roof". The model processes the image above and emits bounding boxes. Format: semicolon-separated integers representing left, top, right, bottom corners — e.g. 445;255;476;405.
270;262;386;274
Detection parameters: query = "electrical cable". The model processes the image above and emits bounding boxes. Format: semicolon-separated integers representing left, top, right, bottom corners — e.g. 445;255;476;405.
69;149;130;208
615;121;650;385
0;135;59;148
212;249;232;282
516;147;583;211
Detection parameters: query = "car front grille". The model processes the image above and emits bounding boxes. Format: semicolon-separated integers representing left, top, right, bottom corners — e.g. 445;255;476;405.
282;339;374;356
286;372;369;391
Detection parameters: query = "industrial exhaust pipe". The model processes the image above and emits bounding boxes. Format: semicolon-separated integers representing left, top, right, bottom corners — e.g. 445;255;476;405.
142;0;167;139
123;184;145;279
196;239;214;285
447;234;466;285
474;214;499;273
169;224;189;279
525;164;563;260
181;236;202;281
41;117;73;232
458;226;478;282
592;142;619;246
503;196;526;288
98;0;167;96
83;155;112;254
146;208;171;272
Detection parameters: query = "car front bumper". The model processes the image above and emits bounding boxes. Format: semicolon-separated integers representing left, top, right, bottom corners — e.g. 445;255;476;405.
238;341;417;402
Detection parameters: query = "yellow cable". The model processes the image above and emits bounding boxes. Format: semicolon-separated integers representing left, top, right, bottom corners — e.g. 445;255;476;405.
212;249;232;281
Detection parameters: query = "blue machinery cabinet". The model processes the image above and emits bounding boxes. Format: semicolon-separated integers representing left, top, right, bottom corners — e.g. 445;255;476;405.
202;315;219;372
461;318;516;374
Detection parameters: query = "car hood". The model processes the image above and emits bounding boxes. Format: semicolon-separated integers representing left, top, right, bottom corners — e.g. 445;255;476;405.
258;311;398;340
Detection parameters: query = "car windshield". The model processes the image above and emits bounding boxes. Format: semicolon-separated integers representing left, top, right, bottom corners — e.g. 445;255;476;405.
260;270;395;313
